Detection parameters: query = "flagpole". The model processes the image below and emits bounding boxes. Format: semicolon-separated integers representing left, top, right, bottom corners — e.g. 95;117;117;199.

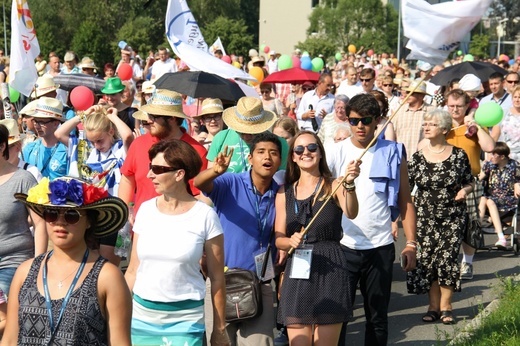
397;0;401;62
3;0;7;56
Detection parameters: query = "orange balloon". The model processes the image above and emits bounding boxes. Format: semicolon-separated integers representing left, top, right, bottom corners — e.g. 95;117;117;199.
348;44;356;54
249;67;264;83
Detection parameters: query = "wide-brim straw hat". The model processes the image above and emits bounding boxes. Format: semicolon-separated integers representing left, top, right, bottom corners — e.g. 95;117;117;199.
101;77;125;94
14;177;128;237
140;89;189;119
32;97;65;122
0;118;26;144
194;98;223;117
403;80;429;95
20;99;38;116
222;96;276;134
78;57;99;70
133;110;149;121
30;76;59;98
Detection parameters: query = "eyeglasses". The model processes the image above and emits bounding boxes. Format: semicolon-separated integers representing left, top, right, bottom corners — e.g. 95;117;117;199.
506;80;520;84
293;143;319;155
348;117;374;126
149;114;169;121
43;209;82;224
447;105;466;109
32;119;55;126
360;78;373;82
421;123;439;127
149;163;180;175
202;114;222;123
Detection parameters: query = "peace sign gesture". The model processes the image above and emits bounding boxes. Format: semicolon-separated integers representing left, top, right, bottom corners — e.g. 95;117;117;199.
213;145;234;175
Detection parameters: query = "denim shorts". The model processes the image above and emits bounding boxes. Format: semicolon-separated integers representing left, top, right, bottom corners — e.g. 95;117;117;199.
0;267;18;297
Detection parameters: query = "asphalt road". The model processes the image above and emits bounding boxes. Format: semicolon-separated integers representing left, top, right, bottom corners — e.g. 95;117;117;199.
343;232;520;345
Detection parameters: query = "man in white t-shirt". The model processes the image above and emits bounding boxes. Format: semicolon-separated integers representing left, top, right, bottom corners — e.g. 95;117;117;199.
328;93;417;346
150;47;178;80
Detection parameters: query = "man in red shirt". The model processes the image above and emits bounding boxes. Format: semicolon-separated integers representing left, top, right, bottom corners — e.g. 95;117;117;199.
119;89;208;214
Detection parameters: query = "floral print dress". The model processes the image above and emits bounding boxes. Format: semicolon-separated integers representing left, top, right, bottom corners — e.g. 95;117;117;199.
407;147;473;294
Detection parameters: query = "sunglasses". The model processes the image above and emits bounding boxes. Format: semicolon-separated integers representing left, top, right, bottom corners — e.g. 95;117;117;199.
302;87;313;91
149;114;169;121
360;78;373;82
260;90;271;94
149;163;180;175
293;143;319;155
202;114;222;123
33;119;55;126
506;80;519;84
348;117;374;126
382;84;393;87
140;120;152;126
43;209;82;224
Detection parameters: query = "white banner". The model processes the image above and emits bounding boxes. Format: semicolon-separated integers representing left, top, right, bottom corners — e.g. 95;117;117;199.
402;0;493;65
9;0;40;97
210;37;227;56
165;0;255;81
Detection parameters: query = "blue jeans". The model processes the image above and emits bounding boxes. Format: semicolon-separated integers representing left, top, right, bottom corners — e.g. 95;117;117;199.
0;267;18;296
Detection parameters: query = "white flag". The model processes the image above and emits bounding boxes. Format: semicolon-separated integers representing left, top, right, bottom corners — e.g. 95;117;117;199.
402;0;493;65
9;0;40;97
210;37;227;56
165;0;255;81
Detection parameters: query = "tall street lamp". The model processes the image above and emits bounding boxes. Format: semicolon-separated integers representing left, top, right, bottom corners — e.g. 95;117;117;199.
497;18;508;58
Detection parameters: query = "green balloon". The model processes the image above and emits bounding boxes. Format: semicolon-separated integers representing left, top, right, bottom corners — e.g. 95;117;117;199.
260;44;266;52
9;86;20;103
474;102;503;127
302;51;310;57
335;52;342;61
463;54;474;62
277;54;293;70
311;57;324;72
457;50;463;56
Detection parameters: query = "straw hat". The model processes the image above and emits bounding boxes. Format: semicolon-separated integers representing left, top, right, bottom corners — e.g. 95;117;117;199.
194;98;223;117
101;77;125;94
141;80;156;94
0;118;26;144
251;56;265;65
15;177;128;237
222;96;276;134
32;97;65;122
133;110;149;121
30;76;59;98
140;89;189;119
78;57;99;70
19;99;38;116
402;80;429;95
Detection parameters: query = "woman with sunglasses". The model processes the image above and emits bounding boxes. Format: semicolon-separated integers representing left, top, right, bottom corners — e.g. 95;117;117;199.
125;140;229;346
275;131;360;345
1;177;132;345
0;124;46;313
259;83;284;117
192;98;226;149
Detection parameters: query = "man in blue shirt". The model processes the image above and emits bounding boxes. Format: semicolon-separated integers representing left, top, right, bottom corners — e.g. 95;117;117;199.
195;132;282;346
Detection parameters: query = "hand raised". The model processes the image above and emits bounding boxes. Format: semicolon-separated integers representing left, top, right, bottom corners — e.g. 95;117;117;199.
345;159;361;183
213;145;234;175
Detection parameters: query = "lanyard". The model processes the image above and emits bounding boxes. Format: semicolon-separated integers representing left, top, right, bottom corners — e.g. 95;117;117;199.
251;175;273;249
294;177;323;214
43;249;89;338
36;142;59;174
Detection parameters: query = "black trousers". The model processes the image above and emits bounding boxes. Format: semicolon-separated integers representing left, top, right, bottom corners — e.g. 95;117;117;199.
339;243;395;346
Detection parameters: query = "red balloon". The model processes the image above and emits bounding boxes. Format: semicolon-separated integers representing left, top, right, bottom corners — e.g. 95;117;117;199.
367;49;374;57
70;86;94;111
118;63;133;81
292;55;301;69
222;55;232;64
263;46;270;54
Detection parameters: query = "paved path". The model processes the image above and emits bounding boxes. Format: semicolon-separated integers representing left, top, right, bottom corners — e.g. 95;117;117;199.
343;232;520;345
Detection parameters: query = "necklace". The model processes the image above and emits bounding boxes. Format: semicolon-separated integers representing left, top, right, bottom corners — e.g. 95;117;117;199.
428;143;446;154
56;263;82;290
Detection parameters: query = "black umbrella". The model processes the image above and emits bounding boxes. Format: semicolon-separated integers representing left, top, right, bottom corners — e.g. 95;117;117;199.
153;71;245;101
430;61;508;86
53;73;106;94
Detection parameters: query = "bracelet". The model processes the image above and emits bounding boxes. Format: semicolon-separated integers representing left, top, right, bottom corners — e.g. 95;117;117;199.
342;181;355;192
406;240;421;252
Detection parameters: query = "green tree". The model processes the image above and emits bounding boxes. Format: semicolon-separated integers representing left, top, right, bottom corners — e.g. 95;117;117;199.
469;34;490;58
308;0;398;54
296;36;337;59
201;17;254;57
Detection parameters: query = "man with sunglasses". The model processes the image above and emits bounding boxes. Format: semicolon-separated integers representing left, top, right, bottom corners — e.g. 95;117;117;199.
22;98;68;180
328;94;417;346
296;73;335;132
119;89;207;215
359;68;379;94
194;132;282;346
502;72;519;93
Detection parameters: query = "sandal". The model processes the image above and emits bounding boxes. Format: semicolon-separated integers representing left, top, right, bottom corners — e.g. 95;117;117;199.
422;310;440;323
440;310;456;325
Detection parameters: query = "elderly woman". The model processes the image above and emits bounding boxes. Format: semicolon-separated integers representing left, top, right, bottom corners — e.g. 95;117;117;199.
2;177;132;345
407;109;473;325
193;98;225;149
125;140;229;346
317;94;350;149
260;83;284;117
496;85;520;160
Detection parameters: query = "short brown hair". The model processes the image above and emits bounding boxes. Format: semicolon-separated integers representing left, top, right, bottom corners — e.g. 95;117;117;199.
444;89;470;105
359;68;375;79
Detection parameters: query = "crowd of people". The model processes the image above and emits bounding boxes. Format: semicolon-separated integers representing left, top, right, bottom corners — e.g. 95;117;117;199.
0;42;519;346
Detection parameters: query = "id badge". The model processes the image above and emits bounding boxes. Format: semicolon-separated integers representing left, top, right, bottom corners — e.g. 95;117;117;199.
290;244;314;279
253;248;275;281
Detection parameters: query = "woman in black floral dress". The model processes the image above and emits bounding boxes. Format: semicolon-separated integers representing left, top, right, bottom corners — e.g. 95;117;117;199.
407;109;473;325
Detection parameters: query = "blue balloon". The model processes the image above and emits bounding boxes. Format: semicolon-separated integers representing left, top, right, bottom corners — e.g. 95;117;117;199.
510;59;516;65
301;59;312;70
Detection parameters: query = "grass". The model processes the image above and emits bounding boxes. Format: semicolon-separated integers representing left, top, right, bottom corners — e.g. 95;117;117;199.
450;276;520;346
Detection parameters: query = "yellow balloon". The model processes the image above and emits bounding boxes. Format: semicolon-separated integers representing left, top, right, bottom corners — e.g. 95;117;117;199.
232;61;241;68
348;44;356;54
249;67;264;83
